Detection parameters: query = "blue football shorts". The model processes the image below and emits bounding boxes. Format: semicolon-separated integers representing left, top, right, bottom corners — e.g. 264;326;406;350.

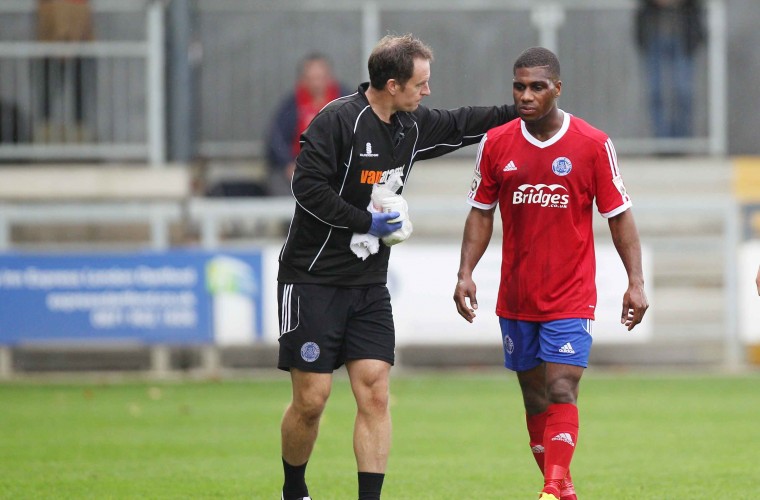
499;317;593;372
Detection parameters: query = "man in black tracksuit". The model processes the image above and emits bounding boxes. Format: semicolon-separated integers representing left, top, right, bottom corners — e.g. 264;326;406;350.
277;34;518;500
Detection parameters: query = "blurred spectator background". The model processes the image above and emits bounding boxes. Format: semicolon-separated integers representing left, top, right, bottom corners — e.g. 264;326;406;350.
634;0;706;140
0;0;759;376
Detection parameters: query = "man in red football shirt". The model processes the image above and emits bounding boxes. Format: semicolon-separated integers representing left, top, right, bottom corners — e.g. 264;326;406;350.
453;47;649;500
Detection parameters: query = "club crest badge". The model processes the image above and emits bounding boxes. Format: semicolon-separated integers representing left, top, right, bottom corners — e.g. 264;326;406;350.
503;335;515;355
552;157;572;176
301;342;320;362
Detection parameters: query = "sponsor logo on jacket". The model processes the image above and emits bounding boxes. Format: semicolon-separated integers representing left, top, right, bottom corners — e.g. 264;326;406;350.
360;166;405;185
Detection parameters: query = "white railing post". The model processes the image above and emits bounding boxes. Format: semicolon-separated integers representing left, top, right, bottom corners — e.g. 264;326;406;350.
147;0;167;167
150;204;170;250
707;0;728;156
530;3;565;54
0;206;9;250
0;347;12;379
724;199;743;370
362;0;381;79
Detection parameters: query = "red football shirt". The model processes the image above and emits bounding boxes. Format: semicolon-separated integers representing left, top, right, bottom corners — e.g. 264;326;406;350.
467;112;632;321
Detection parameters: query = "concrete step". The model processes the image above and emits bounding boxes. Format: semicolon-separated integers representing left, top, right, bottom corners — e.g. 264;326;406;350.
644;286;726;343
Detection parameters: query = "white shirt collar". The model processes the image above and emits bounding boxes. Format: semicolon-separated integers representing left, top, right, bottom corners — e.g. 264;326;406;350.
520;110;571;149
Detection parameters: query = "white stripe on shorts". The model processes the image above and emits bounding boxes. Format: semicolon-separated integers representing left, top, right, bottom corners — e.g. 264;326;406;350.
280;284;299;336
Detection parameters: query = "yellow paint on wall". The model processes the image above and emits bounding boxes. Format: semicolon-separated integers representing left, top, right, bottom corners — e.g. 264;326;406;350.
734;156;760;201
747;344;760;365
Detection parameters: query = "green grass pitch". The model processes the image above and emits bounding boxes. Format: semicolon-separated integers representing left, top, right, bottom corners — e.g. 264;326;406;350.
1;370;758;499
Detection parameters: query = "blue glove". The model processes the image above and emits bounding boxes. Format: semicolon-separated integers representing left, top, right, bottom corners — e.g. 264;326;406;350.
368;212;402;237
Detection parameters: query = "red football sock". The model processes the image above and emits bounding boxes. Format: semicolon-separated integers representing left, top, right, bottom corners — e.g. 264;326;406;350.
526;411;548;473
560;469;577;500
542;403;579;497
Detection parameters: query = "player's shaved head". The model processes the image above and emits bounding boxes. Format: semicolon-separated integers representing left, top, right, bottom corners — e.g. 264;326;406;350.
513;47;560;81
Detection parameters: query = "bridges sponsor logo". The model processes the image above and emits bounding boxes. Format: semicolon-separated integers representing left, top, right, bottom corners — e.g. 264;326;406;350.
512;183;569;208
360;165;405;185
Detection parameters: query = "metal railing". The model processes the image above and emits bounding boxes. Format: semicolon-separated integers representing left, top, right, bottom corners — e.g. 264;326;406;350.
0;192;745;373
0;0;165;164
0;0;730;162
0;201;182;251
195;0;727;158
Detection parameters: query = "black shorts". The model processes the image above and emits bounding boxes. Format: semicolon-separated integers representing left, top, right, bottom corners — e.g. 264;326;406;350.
277;283;395;372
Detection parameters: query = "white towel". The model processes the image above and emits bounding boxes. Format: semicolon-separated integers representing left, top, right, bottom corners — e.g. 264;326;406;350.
350;202;380;260
350;172;414;260
350;232;380;260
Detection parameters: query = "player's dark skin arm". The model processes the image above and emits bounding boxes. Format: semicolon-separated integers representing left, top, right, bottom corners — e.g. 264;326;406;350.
454;206;495;322
608;209;649;330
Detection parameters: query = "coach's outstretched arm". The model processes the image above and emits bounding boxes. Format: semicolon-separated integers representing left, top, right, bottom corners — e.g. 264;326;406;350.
454;206;495;323
608;208;649;331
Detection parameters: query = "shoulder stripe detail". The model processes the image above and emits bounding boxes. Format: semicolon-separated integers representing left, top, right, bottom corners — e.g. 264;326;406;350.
603;137;631;207
411;132;486;160
404;120;421;183
292;105;371;229
604;138;621;178
474;133;487;174
339;105;372;195
318;91;358;113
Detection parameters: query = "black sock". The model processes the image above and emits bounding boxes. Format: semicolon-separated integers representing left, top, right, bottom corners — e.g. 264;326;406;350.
282;458;309;499
358;471;385;500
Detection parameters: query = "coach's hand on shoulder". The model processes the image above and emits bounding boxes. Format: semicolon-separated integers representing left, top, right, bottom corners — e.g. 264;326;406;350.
368;212;403;237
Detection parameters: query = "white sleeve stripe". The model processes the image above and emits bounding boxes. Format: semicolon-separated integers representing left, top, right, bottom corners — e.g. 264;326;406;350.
474;133;487;172
604;138;620;178
292;200;349;229
413;140;465;159
603;137;631;206
309;227;333;271
466;134;490;206
338;105;371;195
467;198;497;210
411;128;488;161
610;139;620;176
293;105;358;269
601;201;632;219
406;120;420;169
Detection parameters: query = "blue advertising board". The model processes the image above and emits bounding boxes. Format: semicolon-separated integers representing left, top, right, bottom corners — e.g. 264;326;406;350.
0;250;263;345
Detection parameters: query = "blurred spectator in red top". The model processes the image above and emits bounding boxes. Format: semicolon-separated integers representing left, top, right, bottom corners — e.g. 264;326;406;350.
265;53;349;196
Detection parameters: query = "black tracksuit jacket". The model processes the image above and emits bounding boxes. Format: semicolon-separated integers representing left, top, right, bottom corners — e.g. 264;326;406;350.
277;82;518;287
